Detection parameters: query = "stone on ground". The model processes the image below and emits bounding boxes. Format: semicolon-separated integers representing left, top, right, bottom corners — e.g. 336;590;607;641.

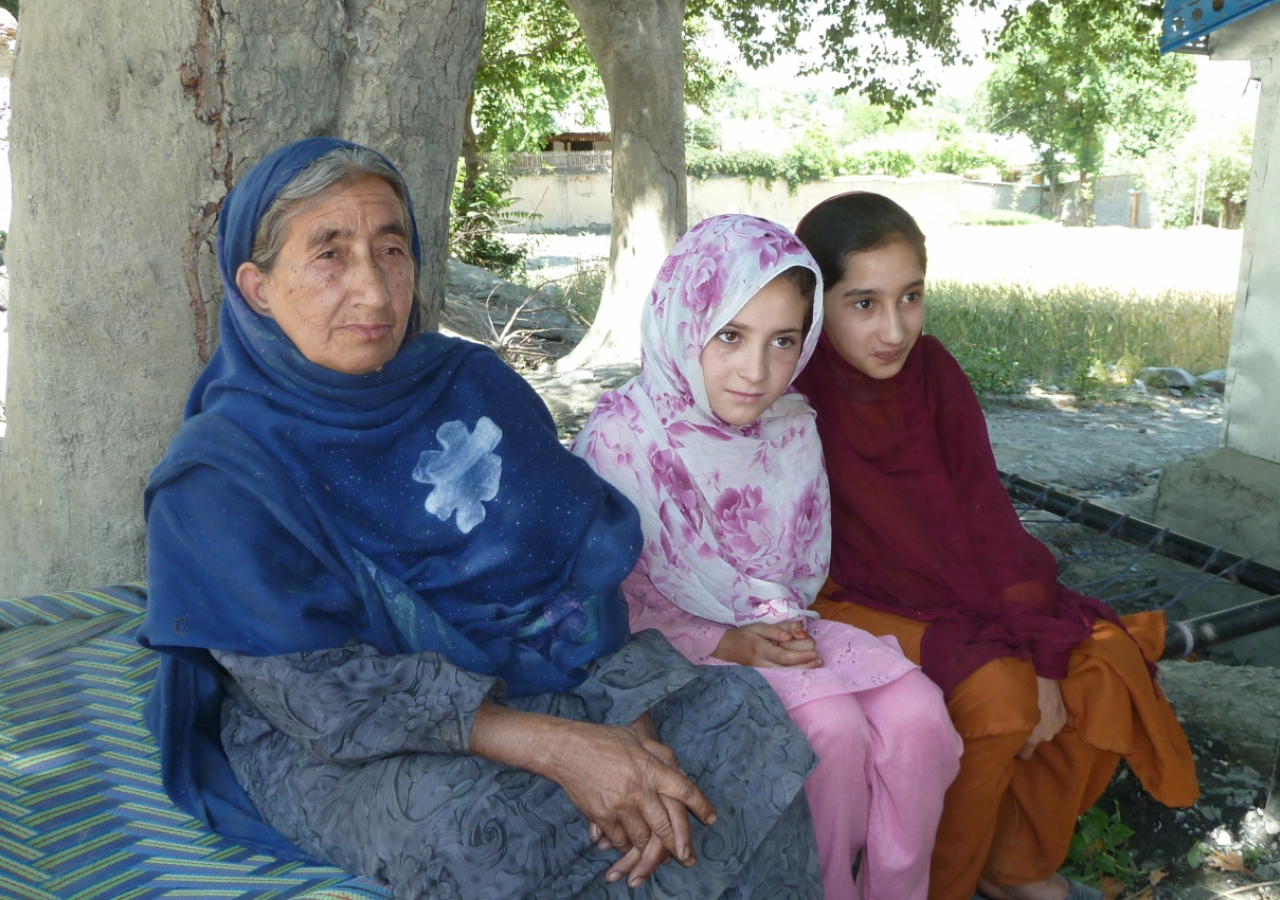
1139;366;1199;390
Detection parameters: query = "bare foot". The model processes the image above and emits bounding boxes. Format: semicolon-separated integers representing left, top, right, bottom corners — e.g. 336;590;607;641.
978;873;1069;900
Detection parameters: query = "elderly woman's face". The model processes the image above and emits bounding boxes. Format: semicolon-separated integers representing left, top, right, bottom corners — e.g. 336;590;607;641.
236;176;416;375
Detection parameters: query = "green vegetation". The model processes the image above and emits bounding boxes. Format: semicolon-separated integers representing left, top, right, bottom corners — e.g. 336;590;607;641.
842;148;918;179
549;270;1230;398
925;281;1232;393
692;0;1001;117
687;135;1010;193
449;166;537;277
1150;126;1253;229
1062;804;1143;887
983;0;1194;222
557;263;607;325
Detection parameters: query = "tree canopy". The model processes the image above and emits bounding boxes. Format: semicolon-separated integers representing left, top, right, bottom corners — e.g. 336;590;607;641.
983;0;1194;218
693;0;1003;117
471;0;603;160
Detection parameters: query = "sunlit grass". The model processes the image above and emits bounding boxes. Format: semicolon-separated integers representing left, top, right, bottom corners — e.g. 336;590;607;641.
537;272;1233;398
925;281;1234;394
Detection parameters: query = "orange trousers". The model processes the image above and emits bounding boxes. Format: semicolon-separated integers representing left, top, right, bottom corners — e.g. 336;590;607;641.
813;590;1199;900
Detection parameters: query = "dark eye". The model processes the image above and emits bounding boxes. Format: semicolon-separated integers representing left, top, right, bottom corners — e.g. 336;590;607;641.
318;249;339;260
773;336;795;349
903;291;922;304
716;330;740;344
853;298;874;311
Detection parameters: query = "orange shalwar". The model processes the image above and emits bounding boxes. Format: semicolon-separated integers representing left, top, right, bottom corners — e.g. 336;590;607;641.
813;586;1199;900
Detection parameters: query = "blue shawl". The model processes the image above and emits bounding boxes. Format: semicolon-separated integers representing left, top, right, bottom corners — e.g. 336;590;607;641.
137;138;641;859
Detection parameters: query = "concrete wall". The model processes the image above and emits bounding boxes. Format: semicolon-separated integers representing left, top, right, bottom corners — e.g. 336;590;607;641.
1212;7;1280;465
509;172;1043;232
1151;9;1280;574
507;171;1155;233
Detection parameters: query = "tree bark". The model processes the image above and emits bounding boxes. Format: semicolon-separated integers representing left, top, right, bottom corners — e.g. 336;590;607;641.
462;91;480;206
559;0;686;368
0;0;484;595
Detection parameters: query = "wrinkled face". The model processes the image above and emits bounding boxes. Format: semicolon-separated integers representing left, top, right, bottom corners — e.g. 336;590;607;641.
700;274;809;426
236;176;416;375
822;239;925;379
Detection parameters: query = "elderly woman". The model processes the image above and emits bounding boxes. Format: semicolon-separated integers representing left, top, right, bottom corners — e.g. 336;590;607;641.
137;138;821;900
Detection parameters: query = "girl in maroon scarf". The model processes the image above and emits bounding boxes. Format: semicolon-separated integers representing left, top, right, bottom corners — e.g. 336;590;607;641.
794;192;1199;900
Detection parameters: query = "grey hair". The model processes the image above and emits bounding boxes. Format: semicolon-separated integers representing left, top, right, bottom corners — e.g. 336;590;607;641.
248;146;425;312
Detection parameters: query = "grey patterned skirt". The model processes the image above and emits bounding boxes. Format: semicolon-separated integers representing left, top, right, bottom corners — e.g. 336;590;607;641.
219;630;823;900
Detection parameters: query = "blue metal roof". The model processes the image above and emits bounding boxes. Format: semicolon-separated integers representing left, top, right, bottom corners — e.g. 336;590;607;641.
1162;0;1280;52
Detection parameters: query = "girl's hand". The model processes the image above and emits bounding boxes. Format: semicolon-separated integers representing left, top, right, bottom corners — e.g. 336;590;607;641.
1016;677;1067;760
712;620;822;669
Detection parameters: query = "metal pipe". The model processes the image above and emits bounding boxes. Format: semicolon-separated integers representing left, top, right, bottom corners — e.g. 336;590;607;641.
1000;472;1280;597
1161;593;1280;659
998;471;1280;657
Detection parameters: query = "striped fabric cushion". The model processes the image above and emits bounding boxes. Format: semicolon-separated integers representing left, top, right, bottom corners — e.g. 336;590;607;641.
0;585;392;900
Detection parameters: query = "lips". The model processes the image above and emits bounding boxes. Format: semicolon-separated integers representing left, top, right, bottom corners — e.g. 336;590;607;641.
874;348;905;363
727;390;765;403
344;323;394;340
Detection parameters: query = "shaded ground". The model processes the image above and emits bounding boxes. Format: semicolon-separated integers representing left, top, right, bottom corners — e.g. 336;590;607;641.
1098;663;1280;900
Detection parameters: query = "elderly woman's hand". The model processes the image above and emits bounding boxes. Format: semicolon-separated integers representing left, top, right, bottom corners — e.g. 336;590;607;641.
470;702;716;889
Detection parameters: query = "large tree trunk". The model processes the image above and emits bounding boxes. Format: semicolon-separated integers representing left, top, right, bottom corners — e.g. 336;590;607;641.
559;0;686;368
0;0;484;596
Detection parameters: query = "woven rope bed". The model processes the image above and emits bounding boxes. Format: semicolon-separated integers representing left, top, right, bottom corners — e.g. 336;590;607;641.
0;585;392;900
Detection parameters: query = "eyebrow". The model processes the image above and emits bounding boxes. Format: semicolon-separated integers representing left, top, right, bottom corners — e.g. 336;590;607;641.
841;278;925;297
306;221;409;249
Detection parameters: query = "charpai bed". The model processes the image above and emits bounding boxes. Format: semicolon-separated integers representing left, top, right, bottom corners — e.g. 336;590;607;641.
0;585;392;900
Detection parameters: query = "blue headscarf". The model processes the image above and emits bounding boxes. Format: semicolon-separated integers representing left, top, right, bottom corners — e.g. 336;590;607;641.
137;138;641;858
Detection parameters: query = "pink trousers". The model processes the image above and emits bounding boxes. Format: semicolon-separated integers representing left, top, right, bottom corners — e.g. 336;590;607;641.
789;670;961;900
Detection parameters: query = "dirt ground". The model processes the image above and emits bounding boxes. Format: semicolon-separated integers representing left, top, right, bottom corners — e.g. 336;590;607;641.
985;391;1224;516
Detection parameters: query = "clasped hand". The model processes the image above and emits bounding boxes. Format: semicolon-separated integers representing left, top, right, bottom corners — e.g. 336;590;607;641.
1016;676;1068;760
712;619;822;669
553;713;716;889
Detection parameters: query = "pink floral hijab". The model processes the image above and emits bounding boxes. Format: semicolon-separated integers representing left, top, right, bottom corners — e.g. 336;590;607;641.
572;214;831;625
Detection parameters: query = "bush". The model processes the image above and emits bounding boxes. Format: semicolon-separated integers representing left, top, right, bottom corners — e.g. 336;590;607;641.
686;147;789;188
449;164;537;277
842;148;918;178
778;126;839;186
919;139;1006;177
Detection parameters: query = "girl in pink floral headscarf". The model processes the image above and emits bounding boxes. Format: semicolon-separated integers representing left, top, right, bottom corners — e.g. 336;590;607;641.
573;214;963;900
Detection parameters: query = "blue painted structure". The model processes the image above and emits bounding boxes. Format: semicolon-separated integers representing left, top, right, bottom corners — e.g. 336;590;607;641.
1162;0;1280;52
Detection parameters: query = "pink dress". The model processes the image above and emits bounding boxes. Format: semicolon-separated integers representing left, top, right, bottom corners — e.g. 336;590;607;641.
625;570;962;900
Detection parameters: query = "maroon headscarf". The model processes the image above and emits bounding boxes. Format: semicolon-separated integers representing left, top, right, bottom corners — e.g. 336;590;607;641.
796;333;1138;698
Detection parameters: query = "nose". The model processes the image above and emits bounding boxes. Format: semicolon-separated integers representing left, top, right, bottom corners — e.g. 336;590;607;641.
739;344;769;385
881;303;906;346
345;247;393;309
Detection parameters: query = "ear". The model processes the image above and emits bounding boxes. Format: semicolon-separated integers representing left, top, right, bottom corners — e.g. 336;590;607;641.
236;262;272;317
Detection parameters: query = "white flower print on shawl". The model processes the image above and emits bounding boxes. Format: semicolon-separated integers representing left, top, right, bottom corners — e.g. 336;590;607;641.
572;214;831;626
